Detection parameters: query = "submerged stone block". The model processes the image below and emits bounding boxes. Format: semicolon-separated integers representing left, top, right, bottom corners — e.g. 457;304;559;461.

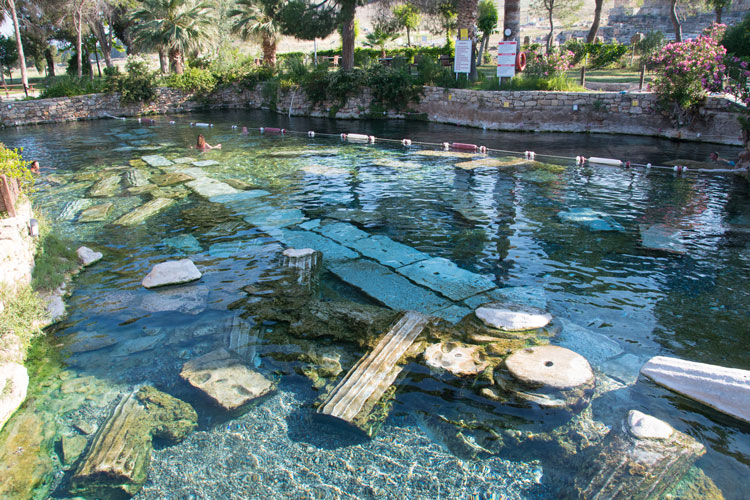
639;224;687;254
573;410;705;500
192;159;220;167
282;248;322;290
180;348;275;411
78;202;113;222
557;318;623;368
88;174;121;198
185;177;238;198
558;208;625;232
312;221;369;244
162;234;202;254
141;155;173;167
348;234;430;268
397;257;496;301
328;259;452;314
243;208;304;230
113;198;174;226
278;229;359;262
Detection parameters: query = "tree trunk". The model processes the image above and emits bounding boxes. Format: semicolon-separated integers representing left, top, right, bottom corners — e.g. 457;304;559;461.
76;14;83;78
261;35;277;66
340;0;356;70
586;0;604;43
504;0;521;43
7;0;28;96
406;27;411;47
44;48;55;77
169;47;184;74
457;0;479;80
94;48;101;77
1;69;5;86
158;48;168;74
715;6;723;24
670;0;682;43
90;19;114;68
547;6;555;53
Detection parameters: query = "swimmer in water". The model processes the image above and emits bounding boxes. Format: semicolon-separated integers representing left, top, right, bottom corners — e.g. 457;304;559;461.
195;134;221;150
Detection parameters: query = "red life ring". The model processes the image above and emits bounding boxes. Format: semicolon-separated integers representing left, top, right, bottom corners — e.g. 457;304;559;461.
515;51;527;72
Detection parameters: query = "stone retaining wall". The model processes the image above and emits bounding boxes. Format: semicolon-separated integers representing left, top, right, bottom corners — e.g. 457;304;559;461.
0;199;35;289
0;85;743;145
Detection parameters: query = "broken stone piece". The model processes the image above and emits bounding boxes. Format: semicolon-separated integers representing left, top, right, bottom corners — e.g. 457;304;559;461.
0;362;28;432
640;355;750;424
76;246;102;267
62;434;88;466
142;259;201;288
573;410;705;500
113;197;174;226
180;348;275;411
475;303;552;332
423;342;488;376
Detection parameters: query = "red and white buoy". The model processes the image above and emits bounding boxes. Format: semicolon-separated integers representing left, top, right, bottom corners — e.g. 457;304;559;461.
261;127;285;134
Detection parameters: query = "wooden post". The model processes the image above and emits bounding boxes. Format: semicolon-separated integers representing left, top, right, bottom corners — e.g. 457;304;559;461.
0;175;19;218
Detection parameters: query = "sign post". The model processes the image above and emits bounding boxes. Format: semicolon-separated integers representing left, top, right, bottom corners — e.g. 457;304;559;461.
497;40;517;78
454;39;472;75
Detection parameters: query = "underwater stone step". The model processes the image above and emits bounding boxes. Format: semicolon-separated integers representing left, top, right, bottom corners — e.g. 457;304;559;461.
192;160;219;167
573;410;705;500
278;229;359;263
87;174;121;198
243;208;304;231
208;190;271;215
113;198;174;226
185;177;238;198
558;208;625;232
640;356;750;424
328;259;452;314
639;224;687;254
396;257;496;301
318;311;430;437
463;286;547;310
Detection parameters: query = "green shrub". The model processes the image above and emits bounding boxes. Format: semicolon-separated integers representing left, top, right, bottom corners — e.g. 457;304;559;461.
162;66;217;95
31;227;78;292
104;58;157;104
366;65;421;109
0;143;33;194
0;284;47;349
40;76;104;99
722;14;750;58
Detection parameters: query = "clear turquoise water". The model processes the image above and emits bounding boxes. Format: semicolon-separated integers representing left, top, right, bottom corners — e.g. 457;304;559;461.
0;110;748;499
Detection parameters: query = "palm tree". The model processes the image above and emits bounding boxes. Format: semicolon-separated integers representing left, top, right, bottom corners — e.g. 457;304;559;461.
130;0;216;74
228;0;283;67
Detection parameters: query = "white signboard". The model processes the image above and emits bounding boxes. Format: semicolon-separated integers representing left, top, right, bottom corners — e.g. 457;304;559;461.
454;39;472;74
497;41;517;78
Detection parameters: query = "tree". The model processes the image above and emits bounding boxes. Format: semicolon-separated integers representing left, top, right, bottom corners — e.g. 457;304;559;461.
229;0;283;66
706;0;731;24
130;0;217;74
363;23;398;58
0;35;18;85
532;0;583;52
503;0;520;44
1;0;29;95
669;0;682;42
586;0;604;43
392;3;420;46
475;0;497;68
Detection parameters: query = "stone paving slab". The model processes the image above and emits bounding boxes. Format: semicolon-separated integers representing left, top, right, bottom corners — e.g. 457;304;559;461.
192;160;220;167
278;229;359;262
348;235;430;269
209;190;271;214
141;155;173;168
298;219;321;231
244;208;304;230
639;224;687;254
312;221;369;244
328;259;452;314
208;240;260;258
185;178;239;198
432;304;473;324
558;208;625;232
397;257;496;301
557;318;623;368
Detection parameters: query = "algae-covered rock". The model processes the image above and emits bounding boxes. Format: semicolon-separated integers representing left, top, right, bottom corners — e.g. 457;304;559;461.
662;465;726;500
125;168;150;187
78;202;113;222
134;385;197;442
151;172;194;187
88;174;122;197
422;342;488;376
61;434;88;466
0;411;56;499
114;197;174;226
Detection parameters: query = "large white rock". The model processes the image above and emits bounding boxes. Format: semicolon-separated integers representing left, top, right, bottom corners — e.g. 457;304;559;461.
505;345;594;389
142;259;202;288
627;410;674;440
640;356;750;424
475;303;552;331
76;246;102;267
0;362;28;432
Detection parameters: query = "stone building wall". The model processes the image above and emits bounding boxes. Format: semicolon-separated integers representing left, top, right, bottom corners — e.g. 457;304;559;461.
0;85;743;145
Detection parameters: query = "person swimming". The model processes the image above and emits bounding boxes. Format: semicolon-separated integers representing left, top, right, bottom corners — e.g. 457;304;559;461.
195;134;221;150
710;151;735;166
30;160;40;173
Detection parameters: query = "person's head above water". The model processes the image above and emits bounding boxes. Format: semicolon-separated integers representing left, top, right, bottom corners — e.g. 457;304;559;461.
196;134;206;149
710;152;719;160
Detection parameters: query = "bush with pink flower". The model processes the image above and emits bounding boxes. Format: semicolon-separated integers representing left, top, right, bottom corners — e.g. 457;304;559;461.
524;47;575;79
647;24;727;111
